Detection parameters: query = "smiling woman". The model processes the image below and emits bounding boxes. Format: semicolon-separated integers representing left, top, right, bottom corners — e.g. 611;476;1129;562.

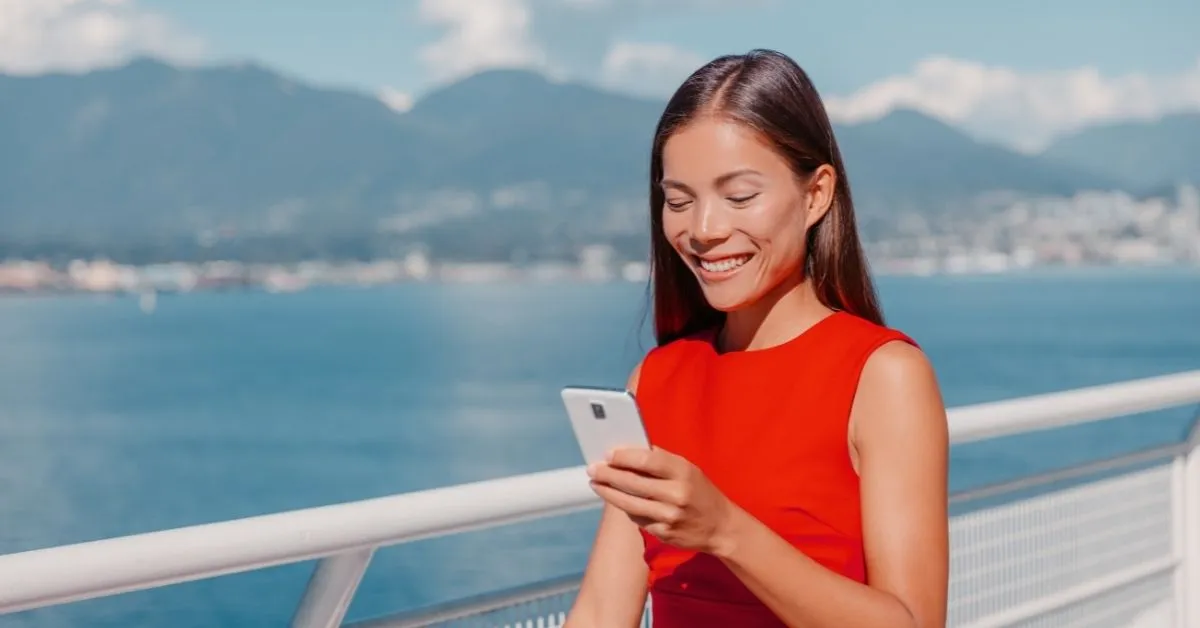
564;49;950;628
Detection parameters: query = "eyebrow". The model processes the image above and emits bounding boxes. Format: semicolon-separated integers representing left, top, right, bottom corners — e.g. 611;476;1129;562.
660;168;764;192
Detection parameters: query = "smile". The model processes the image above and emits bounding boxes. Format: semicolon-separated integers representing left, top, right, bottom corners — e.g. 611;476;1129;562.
694;254;753;278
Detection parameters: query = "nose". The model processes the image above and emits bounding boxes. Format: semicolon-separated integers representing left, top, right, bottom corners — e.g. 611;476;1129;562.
690;198;732;246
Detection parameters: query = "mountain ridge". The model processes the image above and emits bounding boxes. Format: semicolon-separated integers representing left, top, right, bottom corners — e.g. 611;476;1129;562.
0;57;1194;251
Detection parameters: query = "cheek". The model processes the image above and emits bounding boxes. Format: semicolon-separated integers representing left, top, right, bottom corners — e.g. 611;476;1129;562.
748;203;804;244
754;205;809;265
661;212;688;245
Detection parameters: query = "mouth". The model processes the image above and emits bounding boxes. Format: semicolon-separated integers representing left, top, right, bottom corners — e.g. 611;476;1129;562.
693;253;754;280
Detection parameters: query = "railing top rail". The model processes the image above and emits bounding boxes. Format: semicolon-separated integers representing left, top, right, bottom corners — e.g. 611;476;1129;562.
0;369;1197;616
0;466;598;615
948;369;1200;444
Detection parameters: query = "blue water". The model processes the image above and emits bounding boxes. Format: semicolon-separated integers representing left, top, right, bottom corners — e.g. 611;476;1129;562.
0;269;1198;627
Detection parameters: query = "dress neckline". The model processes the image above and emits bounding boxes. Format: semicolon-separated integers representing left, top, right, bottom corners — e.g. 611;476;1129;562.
702;310;846;359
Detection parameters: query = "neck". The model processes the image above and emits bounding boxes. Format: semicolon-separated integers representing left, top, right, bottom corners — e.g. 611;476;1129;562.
719;276;833;352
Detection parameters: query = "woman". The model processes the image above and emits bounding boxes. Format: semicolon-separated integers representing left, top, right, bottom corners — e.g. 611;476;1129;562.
564;49;950;628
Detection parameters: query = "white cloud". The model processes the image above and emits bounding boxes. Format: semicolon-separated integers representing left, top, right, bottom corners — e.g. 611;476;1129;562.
378;86;415;113
414;0;735;85
0;0;204;75
824;56;1200;152
600;41;703;97
416;0;547;82
412;1;1199;151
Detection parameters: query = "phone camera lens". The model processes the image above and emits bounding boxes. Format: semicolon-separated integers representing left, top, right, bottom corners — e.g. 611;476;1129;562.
590;403;606;419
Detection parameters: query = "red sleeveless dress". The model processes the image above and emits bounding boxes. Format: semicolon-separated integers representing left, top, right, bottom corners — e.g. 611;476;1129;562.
633;310;916;627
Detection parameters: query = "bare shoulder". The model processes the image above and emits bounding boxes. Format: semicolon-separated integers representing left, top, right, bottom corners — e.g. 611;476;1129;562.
862;339;937;391
849;339;948;470
855;340;945;429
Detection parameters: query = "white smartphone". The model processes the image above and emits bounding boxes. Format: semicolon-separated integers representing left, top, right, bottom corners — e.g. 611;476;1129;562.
561;386;651;466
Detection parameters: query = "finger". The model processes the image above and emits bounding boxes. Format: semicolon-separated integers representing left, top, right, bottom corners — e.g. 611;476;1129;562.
641;521;674;541
608;446;679;478
591;464;675;502
629;514;656;528
590;481;656;517
590;481;678;523
639;514;687;543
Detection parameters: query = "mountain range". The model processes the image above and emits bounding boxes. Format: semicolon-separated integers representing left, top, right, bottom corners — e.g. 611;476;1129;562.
0;57;1197;260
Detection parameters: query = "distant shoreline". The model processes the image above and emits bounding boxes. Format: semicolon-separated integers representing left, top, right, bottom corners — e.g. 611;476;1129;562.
1;261;1197;301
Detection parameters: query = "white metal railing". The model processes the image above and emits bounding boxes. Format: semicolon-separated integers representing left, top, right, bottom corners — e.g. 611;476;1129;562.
0;370;1198;627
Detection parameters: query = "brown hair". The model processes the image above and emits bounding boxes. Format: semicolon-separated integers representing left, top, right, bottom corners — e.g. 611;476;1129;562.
649;49;883;346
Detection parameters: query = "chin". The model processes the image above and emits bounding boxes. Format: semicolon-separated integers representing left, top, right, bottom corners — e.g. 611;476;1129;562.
697;283;760;313
686;256;767;312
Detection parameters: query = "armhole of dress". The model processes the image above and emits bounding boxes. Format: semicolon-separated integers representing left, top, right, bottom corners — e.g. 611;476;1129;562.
632;334;697;399
630;346;657;399
844;329;921;477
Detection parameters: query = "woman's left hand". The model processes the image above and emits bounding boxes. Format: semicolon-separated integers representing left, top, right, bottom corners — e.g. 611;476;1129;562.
587;447;740;555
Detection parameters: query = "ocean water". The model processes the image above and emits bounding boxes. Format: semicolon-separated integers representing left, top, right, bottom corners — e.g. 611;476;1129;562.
0;269;1198;627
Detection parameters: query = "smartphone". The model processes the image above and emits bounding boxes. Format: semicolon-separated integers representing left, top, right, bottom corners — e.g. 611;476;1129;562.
561;386;651;466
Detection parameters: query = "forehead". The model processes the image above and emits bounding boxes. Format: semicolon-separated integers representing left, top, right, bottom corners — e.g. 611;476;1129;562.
661;117;788;182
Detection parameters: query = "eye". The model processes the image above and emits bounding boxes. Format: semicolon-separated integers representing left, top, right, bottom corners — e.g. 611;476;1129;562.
727;193;759;206
665;198;692;211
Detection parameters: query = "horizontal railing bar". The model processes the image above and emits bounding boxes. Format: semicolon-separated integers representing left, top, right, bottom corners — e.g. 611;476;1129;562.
948;441;1185;505
0;369;1196;617
949;370;1200;444
956;556;1178;628
0;467;600;615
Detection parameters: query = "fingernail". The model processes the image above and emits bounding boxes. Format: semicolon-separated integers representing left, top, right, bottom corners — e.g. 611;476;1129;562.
586;464;596;478
605;449;615;463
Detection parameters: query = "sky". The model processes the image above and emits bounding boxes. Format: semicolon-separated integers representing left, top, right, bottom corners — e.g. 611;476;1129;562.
1;0;1198;151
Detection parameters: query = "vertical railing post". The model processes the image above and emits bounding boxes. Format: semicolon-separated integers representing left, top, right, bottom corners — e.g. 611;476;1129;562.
1174;454;1187;625
1182;417;1200;627
291;548;375;628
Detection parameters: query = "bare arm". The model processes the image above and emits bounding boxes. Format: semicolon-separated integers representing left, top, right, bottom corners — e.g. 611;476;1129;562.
563;362;651;628
563;503;650;627
712;340;950;627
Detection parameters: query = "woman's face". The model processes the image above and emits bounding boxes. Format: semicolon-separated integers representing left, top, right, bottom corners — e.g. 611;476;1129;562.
659;116;831;312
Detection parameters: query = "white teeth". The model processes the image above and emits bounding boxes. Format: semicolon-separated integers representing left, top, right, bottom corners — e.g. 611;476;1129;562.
698;255;751;273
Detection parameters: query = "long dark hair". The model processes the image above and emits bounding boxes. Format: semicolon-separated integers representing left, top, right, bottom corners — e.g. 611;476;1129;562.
649;49;884;346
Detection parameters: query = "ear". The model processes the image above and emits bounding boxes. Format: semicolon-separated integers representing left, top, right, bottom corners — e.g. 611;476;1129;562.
803;164;837;229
